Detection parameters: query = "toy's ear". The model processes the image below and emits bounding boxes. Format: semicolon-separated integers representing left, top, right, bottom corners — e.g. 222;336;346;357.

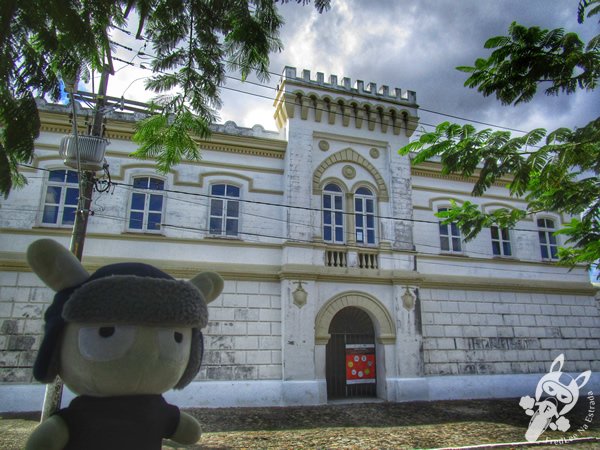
575;370;592;389
189;272;223;303
549;354;564;373
27;239;89;292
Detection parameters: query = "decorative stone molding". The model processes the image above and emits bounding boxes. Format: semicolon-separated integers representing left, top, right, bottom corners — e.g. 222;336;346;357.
281;67;417;104
318;140;330;151
369;148;380;159
313;148;389;201
342;165;356;180
314;291;396;345
274;67;419;136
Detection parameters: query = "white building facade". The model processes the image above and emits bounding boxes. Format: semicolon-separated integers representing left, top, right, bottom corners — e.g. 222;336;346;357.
0;67;598;411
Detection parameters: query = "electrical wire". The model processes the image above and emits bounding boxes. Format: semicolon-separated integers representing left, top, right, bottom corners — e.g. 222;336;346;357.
107;55;471;136
108;35;534;135
85;208;578;277
10;163;577;276
16;163;555;236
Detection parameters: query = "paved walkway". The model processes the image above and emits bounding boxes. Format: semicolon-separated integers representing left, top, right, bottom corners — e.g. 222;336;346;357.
174;398;600;449
2;398;599;449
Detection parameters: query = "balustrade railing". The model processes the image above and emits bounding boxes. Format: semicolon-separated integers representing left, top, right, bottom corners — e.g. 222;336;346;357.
358;251;379;269
324;248;379;269
325;249;348;267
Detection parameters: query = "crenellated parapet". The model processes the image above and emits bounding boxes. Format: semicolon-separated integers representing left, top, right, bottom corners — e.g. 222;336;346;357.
273;66;419;137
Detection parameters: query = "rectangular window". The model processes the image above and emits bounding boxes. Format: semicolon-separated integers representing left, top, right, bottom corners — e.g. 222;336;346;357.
209;184;240;236
438;207;462;253
42;170;79;227
323;184;344;244
354;189;376;245
128;177;165;232
538;218;558;260
491;225;512;257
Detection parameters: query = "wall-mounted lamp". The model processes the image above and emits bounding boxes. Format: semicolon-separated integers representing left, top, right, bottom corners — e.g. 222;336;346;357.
401;286;415;311
292;281;308;308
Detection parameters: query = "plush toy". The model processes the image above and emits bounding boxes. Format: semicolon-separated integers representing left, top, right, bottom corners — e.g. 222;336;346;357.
24;239;223;450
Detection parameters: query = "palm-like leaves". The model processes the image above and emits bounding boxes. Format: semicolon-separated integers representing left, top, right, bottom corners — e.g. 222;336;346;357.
457;22;599;105
0;0;330;197
399;117;599;271
403;6;599;273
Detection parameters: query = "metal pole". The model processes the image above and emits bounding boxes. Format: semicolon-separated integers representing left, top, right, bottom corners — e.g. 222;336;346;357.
40;68;110;422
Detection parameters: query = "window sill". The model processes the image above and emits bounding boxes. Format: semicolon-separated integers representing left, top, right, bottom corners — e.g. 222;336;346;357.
123;230;165;236
37;223;74;229
439;251;467;257
205;235;242;241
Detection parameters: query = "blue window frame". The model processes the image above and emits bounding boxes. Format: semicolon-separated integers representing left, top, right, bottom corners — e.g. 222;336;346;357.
209;183;240;236
323;183;344;244
491;225;512;257
42;169;79;226
355;187;376;245
538;218;558;260
438;207;462;253
128;177;164;231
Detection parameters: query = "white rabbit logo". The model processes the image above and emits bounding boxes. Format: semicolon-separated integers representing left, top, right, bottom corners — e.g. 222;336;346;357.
519;354;591;442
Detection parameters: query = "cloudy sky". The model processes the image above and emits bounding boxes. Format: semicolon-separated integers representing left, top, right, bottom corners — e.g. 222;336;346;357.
100;0;599;138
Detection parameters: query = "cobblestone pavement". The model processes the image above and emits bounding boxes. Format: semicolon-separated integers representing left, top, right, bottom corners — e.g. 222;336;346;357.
2;399;599;449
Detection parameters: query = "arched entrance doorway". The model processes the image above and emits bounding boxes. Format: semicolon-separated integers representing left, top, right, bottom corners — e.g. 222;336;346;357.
326;307;376;399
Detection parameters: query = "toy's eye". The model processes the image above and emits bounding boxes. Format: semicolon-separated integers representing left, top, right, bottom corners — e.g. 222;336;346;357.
79;326;136;362
158;328;190;362
98;327;115;338
174;332;183;343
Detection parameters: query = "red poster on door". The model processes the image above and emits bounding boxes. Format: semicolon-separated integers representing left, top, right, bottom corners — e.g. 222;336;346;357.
345;344;375;384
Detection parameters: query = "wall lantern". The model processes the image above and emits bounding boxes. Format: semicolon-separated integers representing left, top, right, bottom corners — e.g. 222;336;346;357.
401;286;416;311
292;281;308;308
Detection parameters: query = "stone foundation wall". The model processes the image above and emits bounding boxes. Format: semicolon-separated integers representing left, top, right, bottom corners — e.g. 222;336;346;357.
0;271;51;383
421;288;600;375
0;272;283;384
189;280;282;382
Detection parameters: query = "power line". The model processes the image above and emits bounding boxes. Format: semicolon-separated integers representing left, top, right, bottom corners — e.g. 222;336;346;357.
17;163;561;239
108;36;532;135
2;197;578;278
88;211;579;277
108;55;468;135
6;166;578;275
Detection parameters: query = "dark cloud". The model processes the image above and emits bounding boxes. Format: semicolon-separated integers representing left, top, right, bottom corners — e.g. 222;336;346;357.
225;0;598;133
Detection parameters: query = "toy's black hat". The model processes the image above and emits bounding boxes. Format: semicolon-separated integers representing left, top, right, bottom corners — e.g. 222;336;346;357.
27;239;223;388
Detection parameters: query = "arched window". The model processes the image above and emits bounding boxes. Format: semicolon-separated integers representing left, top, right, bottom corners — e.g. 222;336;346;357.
128;176;165;232
323;183;344;244
537;218;558;260
354;187;376;245
42;169;79;226
209;183;240;236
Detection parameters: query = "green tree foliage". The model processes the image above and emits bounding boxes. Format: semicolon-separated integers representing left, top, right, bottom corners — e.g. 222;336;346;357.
0;0;330;196
399;0;600;274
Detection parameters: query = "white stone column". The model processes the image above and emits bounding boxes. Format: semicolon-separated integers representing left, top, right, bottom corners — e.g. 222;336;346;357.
280;279;322;404
393;283;423;377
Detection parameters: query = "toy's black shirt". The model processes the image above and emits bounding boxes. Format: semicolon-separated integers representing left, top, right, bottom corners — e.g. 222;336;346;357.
54;394;180;450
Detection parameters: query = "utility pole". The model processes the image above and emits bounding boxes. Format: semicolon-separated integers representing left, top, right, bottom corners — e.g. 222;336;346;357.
40;68;110;422
69;69;109;259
